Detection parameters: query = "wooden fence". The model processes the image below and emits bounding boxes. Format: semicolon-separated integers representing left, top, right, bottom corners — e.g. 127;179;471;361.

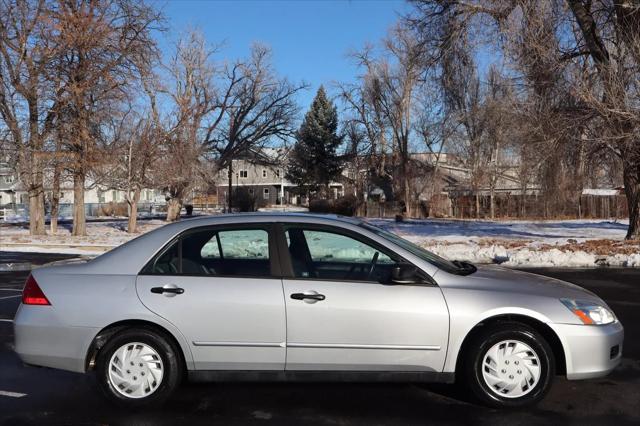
359;194;628;220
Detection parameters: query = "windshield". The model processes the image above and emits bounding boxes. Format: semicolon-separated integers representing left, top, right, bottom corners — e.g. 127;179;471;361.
359;222;476;276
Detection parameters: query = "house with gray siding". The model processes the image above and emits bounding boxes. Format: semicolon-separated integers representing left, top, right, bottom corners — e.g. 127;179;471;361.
216;154;344;207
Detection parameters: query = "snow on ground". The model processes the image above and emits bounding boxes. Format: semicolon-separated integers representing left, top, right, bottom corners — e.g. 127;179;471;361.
1;216;639;267
370;218;639;267
0;220;166;255
257;206;309;213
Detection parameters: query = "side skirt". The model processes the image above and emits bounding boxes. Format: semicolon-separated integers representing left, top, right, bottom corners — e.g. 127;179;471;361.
188;370;455;384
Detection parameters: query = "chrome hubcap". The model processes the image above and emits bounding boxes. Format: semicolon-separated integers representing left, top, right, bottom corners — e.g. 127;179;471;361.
481;340;541;398
108;342;164;399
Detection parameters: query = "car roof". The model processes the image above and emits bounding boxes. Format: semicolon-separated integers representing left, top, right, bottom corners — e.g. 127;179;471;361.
178;212;364;226
63;213;368;276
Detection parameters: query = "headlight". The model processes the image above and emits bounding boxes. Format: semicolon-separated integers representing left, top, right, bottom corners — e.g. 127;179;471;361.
561;299;616;325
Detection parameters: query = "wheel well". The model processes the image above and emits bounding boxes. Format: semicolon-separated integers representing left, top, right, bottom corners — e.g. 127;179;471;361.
85;319;188;374
455;314;566;377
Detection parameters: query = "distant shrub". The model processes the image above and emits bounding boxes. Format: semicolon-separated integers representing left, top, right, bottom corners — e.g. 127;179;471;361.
98;202;128;217
309;198;332;214
232;188;257;212
333;194;358;216
308;195;359;217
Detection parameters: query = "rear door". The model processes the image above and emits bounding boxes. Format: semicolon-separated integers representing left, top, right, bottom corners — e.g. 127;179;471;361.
136;224;286;370
280;224;449;372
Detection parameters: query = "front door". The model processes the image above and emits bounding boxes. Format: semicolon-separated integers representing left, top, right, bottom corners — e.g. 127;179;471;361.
281;226;449;372
137;225;286;370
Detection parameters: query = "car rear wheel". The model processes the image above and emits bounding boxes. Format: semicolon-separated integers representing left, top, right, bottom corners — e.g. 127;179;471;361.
95;328;182;407
464;322;555;408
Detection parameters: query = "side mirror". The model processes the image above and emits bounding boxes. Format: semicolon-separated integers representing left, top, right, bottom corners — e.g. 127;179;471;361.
390;264;420;284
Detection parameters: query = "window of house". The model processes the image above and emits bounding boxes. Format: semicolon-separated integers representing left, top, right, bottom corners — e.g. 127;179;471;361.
263;188;270;200
248;188;254;195
5;176;13;183
239;170;248;179
146;227;271;277
262;169;267;178
274;169;280;178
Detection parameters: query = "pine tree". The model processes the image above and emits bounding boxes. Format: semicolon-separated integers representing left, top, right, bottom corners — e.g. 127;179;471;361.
286;86;343;197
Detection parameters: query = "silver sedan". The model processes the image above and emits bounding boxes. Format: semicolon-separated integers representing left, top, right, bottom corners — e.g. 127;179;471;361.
14;213;623;408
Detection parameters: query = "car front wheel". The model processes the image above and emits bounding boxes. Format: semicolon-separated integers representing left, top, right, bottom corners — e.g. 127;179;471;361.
95;327;182;407
464;322;555;408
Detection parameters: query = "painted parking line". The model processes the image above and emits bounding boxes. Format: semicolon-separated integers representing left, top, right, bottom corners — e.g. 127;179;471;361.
0;319;13;322
0;289;22;292
0;390;27;398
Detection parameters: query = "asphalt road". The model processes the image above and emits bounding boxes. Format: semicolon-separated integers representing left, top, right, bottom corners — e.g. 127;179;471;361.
0;252;639;425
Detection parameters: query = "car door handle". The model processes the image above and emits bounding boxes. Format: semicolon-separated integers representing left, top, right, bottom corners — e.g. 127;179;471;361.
151;286;184;296
290;292;325;303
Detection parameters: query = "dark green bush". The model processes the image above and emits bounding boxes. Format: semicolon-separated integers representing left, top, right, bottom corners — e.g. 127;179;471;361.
308;195;359;216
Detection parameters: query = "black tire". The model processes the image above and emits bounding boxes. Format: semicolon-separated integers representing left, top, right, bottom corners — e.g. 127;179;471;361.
95;327;182;407
463;322;555;408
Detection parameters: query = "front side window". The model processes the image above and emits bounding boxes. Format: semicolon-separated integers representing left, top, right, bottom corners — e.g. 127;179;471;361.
263;188;269;199
360;222;476;276
146;227;271;277
239;170;248;178
286;227;397;282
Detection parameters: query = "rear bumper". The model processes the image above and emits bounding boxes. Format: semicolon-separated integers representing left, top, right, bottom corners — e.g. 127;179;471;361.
13;304;98;373
550;321;624;380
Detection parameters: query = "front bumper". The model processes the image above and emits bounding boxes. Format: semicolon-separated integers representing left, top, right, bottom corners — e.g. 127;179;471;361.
550;321;624;380
13;304;99;373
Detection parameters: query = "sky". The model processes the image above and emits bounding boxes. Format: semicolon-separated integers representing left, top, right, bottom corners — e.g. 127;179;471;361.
154;0;411;111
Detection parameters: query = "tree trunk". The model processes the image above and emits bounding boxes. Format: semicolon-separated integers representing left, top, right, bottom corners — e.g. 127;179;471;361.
475;193;480;219
72;171;86;236
127;188;141;233
28;185;46;236
166;198;182;222
50;164;61;234
623;162;640;240
228;163;233;212
404;173;411;218
490;185;495;219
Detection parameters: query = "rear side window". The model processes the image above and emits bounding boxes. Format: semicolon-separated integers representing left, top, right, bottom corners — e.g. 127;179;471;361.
152;239;179;274
145;227;271;277
218;229;269;259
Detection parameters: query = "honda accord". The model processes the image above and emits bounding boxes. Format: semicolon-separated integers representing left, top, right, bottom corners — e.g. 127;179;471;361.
14;213;623;407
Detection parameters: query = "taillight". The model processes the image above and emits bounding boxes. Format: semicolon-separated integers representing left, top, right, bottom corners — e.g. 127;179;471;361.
22;274;51;305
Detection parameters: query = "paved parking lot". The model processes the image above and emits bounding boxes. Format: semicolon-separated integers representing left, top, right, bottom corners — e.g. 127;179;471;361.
1;252;639;425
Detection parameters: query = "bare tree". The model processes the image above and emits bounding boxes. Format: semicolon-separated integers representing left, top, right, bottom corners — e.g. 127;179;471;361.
566;0;640;238
350;24;427;217
52;0;161;235
157;30;225;221
101;86;160;233
206;45;305;211
408;0;640;234
0;0;62;235
439;16;489;218
483;66;514;218
338;69;390;179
